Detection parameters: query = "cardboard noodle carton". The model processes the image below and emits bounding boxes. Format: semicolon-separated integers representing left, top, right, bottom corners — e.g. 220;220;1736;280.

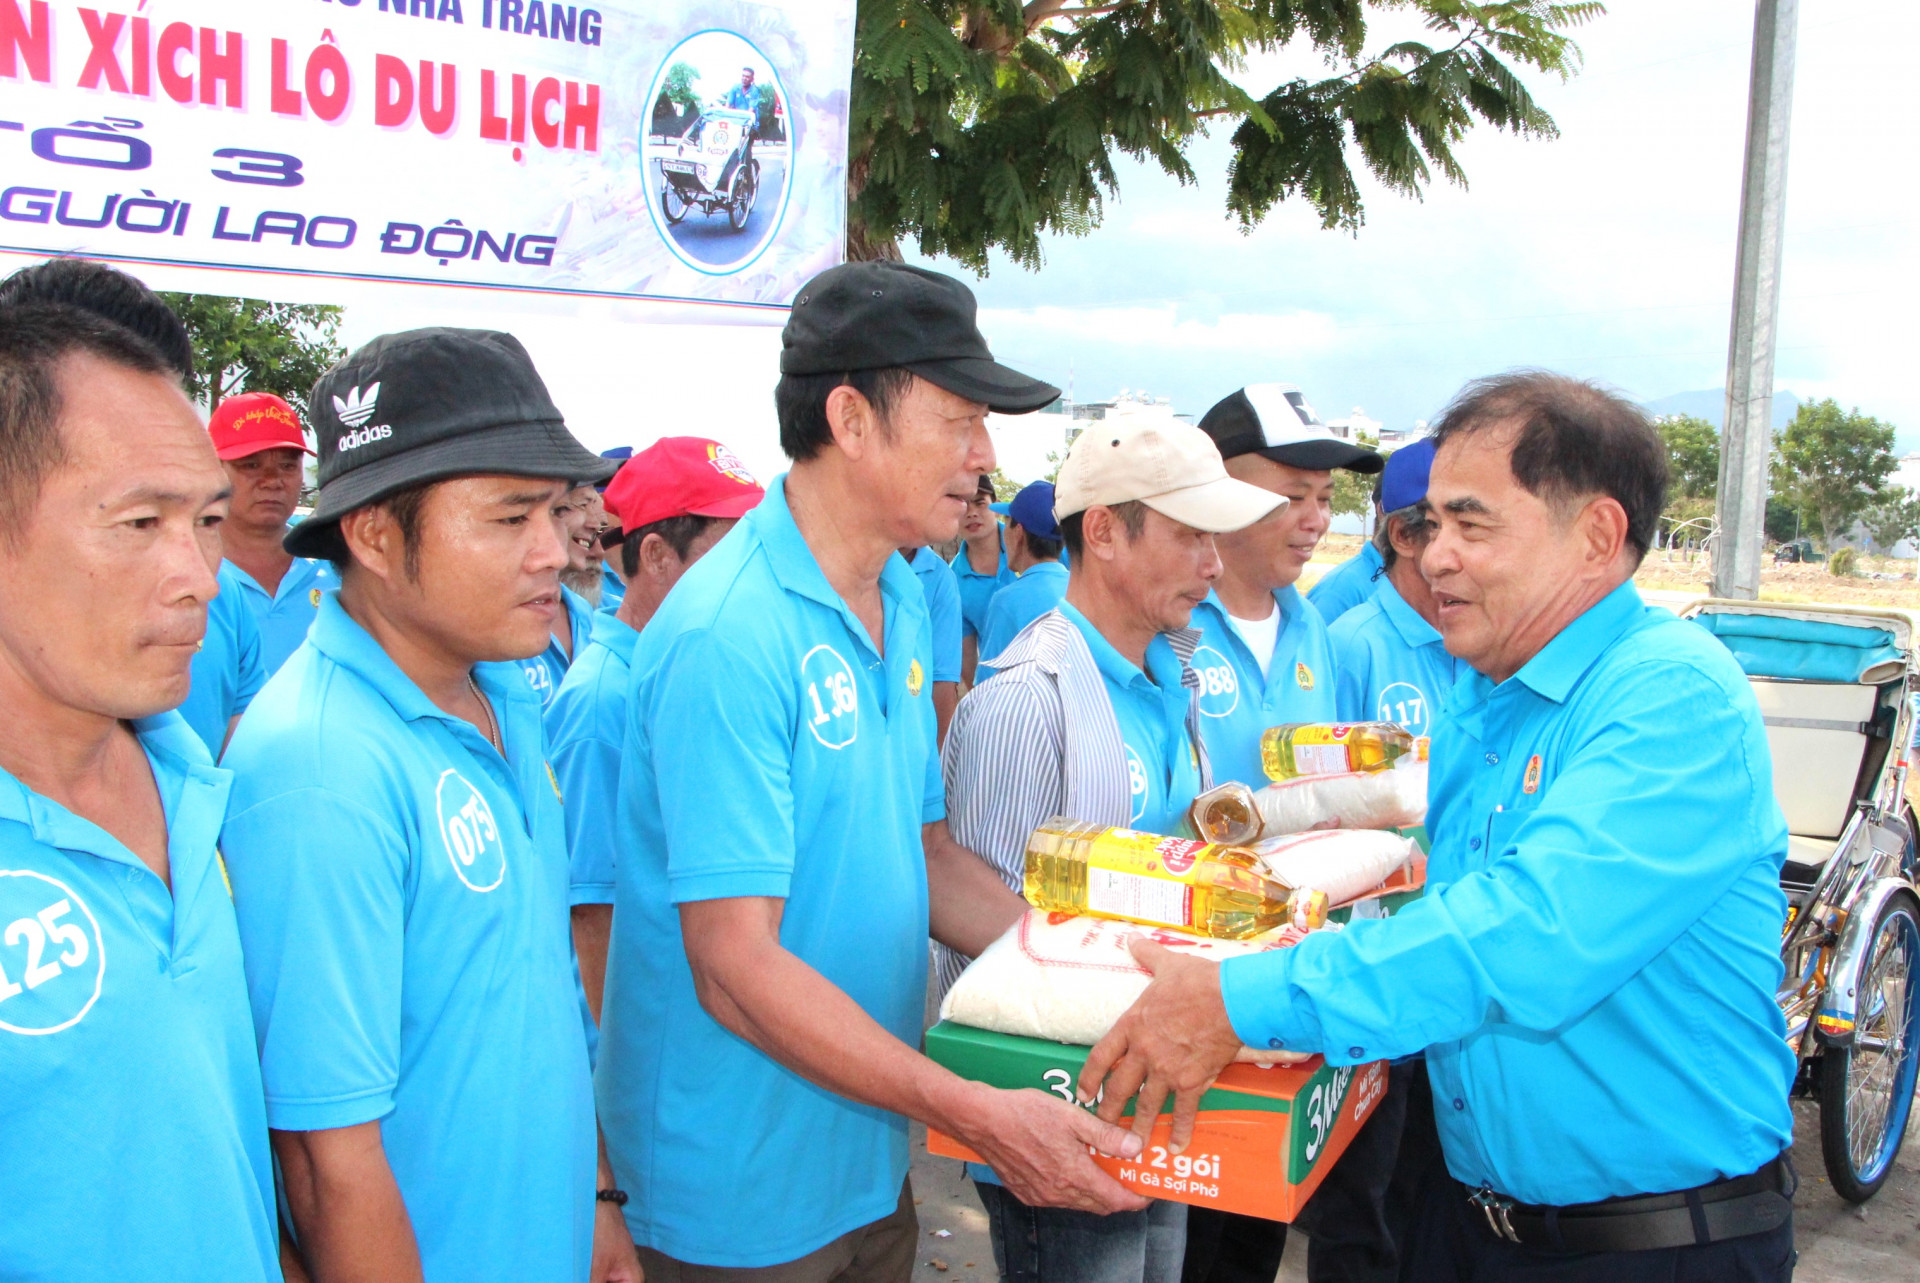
925;1022;1389;1222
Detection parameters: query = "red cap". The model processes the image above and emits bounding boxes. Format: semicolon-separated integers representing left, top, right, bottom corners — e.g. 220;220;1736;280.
603;437;764;539
207;392;313;461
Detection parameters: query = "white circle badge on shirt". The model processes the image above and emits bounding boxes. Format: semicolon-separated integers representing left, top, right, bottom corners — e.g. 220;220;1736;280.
0;869;106;1036
1192;645;1240;719
1376;682;1432;739
1124;744;1149;823
436;769;507;893
800;644;859;751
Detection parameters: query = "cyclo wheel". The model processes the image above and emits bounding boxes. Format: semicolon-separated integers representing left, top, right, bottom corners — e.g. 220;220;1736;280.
660;181;690;226
728;160;759;232
1819;890;1920;1201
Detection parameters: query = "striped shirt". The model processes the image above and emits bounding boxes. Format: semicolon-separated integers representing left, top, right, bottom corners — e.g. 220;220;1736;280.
936;608;1214;992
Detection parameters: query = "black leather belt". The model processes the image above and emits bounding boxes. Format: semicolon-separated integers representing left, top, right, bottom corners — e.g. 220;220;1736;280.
1462;1152;1795;1253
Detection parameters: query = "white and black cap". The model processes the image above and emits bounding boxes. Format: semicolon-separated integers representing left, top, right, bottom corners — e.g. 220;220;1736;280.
1198;383;1384;474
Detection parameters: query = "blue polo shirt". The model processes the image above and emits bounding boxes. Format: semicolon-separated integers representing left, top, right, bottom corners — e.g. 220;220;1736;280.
221;595;597;1282
1218;583;1797;1205
1060;604;1201;831
224;555;335;676
949;535;1012;639
0;712;279;1282
1189;587;1339;787
600;475;941;1268
907;547;964;684
1328;577;1461;739
1305;542;1384;626
976;559;1069;682
547;610;641;906
523;585;596;705
178;561;267;757
600;563;627;612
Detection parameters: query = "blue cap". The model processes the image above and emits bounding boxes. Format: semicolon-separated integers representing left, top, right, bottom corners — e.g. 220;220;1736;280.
596;445;634;491
1380;438;1436;512
992;481;1060;541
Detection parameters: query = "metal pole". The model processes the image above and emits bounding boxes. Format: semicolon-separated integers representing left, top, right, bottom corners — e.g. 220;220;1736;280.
1711;0;1798;600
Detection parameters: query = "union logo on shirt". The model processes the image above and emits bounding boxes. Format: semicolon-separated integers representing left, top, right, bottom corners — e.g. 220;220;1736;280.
309;588;323;607
1295;661;1315;691
907;659;925;698
1523;755;1543;794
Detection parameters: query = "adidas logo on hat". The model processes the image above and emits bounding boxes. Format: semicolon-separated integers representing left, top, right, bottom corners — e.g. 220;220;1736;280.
333;383;381;429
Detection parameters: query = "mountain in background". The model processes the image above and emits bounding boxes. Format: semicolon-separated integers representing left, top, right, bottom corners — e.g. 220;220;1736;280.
1641;389;1801;429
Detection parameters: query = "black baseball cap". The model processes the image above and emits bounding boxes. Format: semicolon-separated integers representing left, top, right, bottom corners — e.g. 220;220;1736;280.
286;327;616;559
780;261;1060;414
1199;384;1384;474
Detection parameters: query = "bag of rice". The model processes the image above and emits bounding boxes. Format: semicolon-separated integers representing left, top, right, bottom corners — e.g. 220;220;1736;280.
1252;762;1427;836
939;910;1315;1046
1251;829;1415;906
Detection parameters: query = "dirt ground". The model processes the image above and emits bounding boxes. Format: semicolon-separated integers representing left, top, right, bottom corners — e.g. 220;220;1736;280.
908;1099;1920;1280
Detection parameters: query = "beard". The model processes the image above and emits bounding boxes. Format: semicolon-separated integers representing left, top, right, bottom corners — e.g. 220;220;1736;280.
561;565;603;607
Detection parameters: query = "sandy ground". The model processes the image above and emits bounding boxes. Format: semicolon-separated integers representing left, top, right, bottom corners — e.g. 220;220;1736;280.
907;1098;1920;1280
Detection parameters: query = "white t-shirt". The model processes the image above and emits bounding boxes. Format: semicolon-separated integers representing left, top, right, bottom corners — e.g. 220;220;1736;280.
1226;605;1282;678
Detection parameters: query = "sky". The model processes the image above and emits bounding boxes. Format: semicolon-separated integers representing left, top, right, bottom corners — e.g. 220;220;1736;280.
328;0;1920;483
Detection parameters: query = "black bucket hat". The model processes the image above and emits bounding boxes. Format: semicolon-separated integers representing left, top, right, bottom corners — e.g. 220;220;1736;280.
286;327;616;559
780;261;1059;414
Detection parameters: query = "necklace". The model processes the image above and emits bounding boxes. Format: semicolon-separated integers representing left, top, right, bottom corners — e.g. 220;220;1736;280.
467;673;502;754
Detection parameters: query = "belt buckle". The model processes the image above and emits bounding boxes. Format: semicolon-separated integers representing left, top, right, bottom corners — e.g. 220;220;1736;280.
1470;1185;1522;1243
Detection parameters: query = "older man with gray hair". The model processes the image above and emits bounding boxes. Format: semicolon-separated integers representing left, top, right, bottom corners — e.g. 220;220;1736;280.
1082;371;1798;1282
941;416;1284;1282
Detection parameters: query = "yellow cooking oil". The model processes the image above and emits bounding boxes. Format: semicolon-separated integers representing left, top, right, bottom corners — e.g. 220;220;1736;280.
1259;722;1415;781
1024;818;1327;940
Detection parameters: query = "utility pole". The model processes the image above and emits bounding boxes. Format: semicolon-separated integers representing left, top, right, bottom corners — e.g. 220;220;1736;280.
1712;0;1798;599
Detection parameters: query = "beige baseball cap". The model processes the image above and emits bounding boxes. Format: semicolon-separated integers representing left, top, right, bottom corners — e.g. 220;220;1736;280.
1053;417;1287;533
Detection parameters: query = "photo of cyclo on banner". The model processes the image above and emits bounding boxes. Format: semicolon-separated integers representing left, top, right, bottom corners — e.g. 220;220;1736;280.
0;0;853;320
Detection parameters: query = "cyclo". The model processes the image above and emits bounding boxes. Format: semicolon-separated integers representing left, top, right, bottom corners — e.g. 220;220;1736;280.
1686;600;1920;1201
656;106;761;233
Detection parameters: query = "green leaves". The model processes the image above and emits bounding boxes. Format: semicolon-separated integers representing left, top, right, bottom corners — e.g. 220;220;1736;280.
1773;399;1900;551
848;0;1599;264
158;293;346;428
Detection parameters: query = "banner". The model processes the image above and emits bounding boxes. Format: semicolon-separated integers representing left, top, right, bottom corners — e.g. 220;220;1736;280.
0;0;852;317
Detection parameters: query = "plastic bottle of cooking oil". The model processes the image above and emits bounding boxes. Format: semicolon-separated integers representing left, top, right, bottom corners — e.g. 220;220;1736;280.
1260;722;1415;781
1024;818;1328;939
1188;782;1264;846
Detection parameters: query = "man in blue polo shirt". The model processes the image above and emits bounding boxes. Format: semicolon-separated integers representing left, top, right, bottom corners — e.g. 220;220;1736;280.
952;473;1012;683
903;543;964;739
550;436;763;1023
0;305;280;1281
206;391;337;674
1308;538;1384;625
1187;385;1382;792
1180;385;1384;1283
600;262;1149;1280
0;260;272;760
1084;373;1798;1281
975;480;1068;682
942;414;1282;1282
1311;435;1454;1283
175;561;268;757
524;485;600;704
1331;439;1460;740
596;446;635;610
220;328;640;1283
